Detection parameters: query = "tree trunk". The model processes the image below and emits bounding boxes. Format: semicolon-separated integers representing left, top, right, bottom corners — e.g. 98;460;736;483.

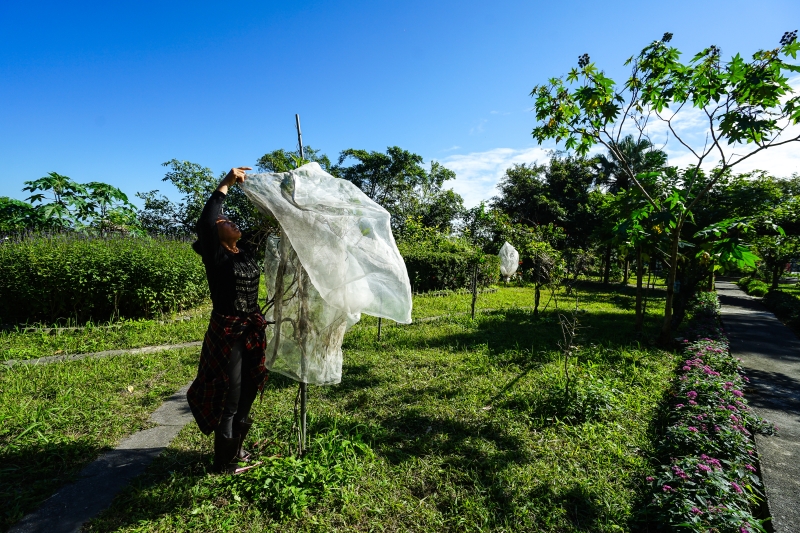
603;243;611;285
659;226;682;345
635;247;644;332
772;265;781;290
623;257;630;285
534;285;541;315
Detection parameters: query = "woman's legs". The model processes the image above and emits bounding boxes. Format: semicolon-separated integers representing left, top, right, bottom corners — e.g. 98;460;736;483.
218;339;244;439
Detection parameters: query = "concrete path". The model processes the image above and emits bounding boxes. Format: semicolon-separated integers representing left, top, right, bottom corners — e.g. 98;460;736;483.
8;383;195;533
3;341;203;369
716;281;800;533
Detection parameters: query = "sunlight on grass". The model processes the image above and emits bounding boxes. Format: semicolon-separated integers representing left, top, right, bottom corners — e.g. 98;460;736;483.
74;282;676;532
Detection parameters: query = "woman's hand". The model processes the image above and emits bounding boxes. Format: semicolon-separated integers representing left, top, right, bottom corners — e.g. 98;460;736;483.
217;167;252;194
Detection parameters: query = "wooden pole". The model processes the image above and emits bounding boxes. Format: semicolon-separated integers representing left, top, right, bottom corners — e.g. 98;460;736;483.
471;262;478;320
295;114;304;160
295;113;307;456
377;317;382;341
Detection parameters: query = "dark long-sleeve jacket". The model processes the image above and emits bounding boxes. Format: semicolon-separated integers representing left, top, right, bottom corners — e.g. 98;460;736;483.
196;190;261;316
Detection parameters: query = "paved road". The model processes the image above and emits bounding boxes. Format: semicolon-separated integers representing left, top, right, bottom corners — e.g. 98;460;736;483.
717;280;800;533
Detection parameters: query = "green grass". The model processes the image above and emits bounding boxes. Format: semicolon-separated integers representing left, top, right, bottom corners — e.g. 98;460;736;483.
0;305;212;362
0;348;200;530
68;282;675;532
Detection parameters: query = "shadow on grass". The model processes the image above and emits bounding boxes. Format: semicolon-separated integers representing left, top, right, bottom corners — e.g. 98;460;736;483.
82;448;209;533
1;439;106;532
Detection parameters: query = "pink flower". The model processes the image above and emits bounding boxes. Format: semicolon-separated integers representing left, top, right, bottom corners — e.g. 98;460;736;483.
662;485;672;492
675;403;685;408
687;391;698;399
688;426;698;432
698;464;711;473
646;476;654;482
745;464;756;472
689;400;698;405
731;482;743;493
682;366;691;371
691;507;702;515
732;390;743;397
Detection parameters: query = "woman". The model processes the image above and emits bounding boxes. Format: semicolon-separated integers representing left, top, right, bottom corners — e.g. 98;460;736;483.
187;166;269;474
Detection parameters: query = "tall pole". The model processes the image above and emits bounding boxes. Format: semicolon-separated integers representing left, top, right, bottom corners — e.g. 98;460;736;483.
471;262;478;320
295;113;307;456
295;114;304;160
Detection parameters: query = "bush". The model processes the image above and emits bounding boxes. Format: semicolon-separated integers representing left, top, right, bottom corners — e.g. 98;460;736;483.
763;289;800;330
0;234;207;325
400;249;500;292
647;293;775;532
745;279;770;297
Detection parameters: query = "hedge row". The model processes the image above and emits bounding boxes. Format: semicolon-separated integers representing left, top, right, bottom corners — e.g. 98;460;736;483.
401;251;500;293
0;235;207;325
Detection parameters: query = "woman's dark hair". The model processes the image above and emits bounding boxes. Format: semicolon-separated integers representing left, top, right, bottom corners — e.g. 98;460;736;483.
191;239;203;255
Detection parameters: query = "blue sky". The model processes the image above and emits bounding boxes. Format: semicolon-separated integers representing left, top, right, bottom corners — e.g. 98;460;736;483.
2;0;799;208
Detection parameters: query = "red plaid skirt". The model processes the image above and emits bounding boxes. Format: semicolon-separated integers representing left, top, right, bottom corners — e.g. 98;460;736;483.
187;311;269;435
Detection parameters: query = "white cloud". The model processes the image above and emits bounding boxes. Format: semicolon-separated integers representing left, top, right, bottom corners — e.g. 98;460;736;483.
440;146;553;207
469;119;488;135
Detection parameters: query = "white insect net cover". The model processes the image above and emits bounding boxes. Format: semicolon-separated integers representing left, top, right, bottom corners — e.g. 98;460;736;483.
499;242;520;281
242;162;413;385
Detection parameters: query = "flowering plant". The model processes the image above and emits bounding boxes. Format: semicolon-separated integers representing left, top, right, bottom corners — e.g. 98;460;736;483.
647;293;776;532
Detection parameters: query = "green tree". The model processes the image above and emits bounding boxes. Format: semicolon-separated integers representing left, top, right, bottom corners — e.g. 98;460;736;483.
531;31;800;342
22;172;91;230
336;147;462;234
255;145;334;174
490;154;600;250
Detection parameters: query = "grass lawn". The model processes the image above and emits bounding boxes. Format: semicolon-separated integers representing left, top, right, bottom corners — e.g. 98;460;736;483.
0;304;212;363
0;348;200;530
43;281;680;533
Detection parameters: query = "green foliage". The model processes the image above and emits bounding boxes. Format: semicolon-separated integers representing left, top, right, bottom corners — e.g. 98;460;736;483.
83;283;675;532
256;146;334;174
531;31;800;340
0;235;206;325
400;248;500;292
647;295;773;532
2;173;141;234
397;217;499;292
489;155;600;250
336;146;464;235
737;278;770;297
214;423;372;519
763;288;800;332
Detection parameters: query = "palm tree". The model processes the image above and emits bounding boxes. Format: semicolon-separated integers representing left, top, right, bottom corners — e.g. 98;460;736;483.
596;135;667;193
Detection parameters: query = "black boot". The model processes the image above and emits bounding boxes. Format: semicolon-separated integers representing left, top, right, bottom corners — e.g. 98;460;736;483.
233;418;254;462
213;430;239;474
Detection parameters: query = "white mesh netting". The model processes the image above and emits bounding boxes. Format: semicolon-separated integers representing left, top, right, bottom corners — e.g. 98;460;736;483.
499;242;519;281
242;162;413;385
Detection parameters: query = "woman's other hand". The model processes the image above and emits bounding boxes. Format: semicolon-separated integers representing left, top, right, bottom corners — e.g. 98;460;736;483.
218;167;252;193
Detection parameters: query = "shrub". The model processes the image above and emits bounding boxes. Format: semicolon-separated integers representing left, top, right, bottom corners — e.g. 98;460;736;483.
647;293;775;532
763;289;800;331
400;249;500;292
745;279;770;297
0;234;207;325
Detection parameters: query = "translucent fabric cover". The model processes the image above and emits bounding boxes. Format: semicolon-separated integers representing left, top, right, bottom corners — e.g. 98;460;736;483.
499;242;520;280
242;163;413;385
